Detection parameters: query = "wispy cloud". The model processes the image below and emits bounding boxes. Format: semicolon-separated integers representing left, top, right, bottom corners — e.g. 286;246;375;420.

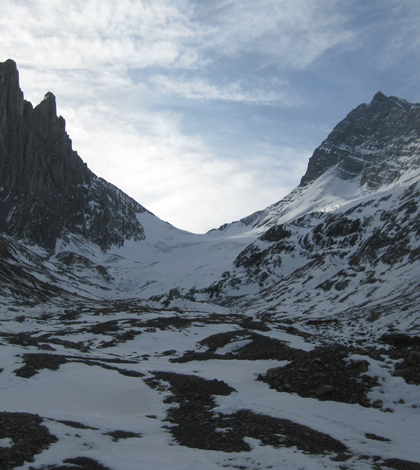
0;0;198;70
374;1;420;71
194;0;355;69
151;75;297;106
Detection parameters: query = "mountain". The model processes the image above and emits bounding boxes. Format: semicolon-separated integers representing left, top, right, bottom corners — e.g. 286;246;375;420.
300;91;420;187
202;92;420;342
0;59;147;251
0;60;419;470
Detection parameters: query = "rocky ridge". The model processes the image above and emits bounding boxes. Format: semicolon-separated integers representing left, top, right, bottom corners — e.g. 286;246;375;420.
300;91;420;188
0;59;146;251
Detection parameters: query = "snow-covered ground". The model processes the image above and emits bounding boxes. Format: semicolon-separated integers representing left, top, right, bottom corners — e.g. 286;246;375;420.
0;300;419;470
0;165;419;469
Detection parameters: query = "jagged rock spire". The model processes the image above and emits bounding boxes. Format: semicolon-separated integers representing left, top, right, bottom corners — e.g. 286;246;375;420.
0;59;146;250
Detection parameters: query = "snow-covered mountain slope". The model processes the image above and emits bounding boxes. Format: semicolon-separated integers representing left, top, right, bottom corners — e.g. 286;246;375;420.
230;171;420;340
1;60;420;470
2;58;420;324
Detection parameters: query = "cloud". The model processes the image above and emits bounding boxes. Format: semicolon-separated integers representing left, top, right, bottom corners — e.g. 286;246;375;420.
151;75;297;106
1;0;356;86
374;1;420;71
194;0;355;70
0;0;198;70
60;101;310;232
0;0;359;111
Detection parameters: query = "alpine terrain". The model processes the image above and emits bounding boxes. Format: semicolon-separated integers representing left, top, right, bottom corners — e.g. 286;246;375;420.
0;59;419;470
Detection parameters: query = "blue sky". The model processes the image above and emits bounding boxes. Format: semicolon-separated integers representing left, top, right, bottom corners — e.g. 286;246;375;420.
1;0;420;232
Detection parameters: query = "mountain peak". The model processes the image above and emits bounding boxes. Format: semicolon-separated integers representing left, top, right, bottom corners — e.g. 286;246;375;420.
371;90;388;103
0;58;18;75
38;91;57;111
0;59;147;250
372;91;413;110
300;92;420;188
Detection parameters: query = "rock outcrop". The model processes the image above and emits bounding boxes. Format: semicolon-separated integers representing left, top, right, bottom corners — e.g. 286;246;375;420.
300;91;420;187
0;59;146;250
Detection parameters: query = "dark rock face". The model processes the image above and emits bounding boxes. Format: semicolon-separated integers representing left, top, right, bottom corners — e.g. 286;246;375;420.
300;91;420;188
0;59;146;250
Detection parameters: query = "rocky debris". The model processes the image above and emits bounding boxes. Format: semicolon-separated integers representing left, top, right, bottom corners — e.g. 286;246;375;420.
31;456;112;470
3;330;89;352
393;358;420;385
380;334;420;385
1;311;277;359
102;430;142;442
378;458;420;470
38;343;56;351
13;353;143;378
315;384;334;397
14;353;67;378
55;420;99;430
145;371;243;452
365;433;391;442
145;371;348;456
172;329;296;363
259;344;379;406
380;334;420;348
0;412;58;470
218;409;348;456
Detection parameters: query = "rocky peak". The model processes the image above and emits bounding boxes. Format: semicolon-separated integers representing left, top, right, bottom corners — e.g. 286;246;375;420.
0;59;146;251
300;92;420;188
0;59;24;118
371;91;412;110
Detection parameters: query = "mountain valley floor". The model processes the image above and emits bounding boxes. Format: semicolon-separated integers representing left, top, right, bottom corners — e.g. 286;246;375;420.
0;297;419;470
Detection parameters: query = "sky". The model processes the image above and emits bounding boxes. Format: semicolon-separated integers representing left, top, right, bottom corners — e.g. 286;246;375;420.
1;0;420;233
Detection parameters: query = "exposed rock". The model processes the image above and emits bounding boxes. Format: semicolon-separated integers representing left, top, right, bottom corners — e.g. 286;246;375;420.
393;368;411;378
33;456;113;470
259;345;379;405
300;91;420;188
408;350;420;364
145;371;348;455
353;359;370;373
102;430;142;442
315;384;334;397
0;59;146;251
266;365;283;377
0;411;58;470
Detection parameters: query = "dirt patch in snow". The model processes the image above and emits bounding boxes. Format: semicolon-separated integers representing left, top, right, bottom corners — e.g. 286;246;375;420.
145;371;348;456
